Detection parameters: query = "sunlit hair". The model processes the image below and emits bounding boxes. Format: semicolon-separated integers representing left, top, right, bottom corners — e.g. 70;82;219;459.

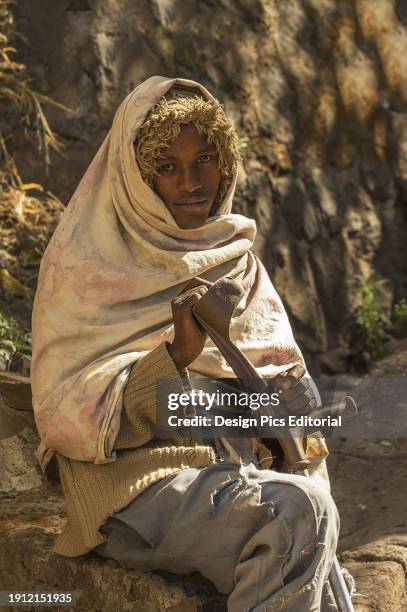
135;86;241;210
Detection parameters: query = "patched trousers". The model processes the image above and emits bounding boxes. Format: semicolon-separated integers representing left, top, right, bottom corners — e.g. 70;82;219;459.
95;462;340;611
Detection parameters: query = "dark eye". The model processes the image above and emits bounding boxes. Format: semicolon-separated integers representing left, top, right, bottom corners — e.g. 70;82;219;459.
158;163;175;174
197;154;212;163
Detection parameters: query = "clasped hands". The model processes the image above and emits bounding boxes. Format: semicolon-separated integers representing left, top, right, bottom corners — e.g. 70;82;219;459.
167;281;319;416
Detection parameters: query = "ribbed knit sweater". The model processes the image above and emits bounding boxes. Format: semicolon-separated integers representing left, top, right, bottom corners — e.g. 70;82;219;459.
54;342;217;557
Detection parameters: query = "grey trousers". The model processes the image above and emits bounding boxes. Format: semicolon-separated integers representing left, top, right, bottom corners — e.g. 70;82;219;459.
95;462;339;612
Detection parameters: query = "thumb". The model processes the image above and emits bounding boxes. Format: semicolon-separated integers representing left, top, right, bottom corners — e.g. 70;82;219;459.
286;363;306;381
275;363;306;391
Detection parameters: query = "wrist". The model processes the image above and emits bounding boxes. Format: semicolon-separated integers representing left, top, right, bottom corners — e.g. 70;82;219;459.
167;342;189;370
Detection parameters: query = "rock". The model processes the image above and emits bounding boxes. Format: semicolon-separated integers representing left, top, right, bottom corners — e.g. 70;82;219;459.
9;0;407;372
0;371;33;410
0;371;35;441
371;345;407;377
0;350;406;609
341;536;407;612
327;435;407;610
0;427;42;494
0;394;29;439
382;338;407;357
323;340;407;610
0;488;227;611
0;451;403;612
0;371;41;493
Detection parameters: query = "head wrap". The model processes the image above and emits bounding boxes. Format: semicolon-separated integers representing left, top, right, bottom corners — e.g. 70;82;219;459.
31;76;306;471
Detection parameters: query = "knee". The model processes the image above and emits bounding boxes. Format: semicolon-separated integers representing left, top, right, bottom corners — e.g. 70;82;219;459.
302;478;338;522
279;479;339;543
303;480;339;548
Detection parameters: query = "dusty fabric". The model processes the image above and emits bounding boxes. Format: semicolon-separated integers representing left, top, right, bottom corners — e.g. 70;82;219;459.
95;462;340;611
31;75;311;472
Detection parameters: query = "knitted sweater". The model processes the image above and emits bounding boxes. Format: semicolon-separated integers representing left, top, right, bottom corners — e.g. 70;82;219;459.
54;342;217;557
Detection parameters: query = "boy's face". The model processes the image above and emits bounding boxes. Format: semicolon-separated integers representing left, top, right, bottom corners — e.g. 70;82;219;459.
152;124;222;229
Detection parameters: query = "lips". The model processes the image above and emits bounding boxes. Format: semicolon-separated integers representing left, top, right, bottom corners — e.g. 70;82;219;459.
173;198;209;212
174;198;208;205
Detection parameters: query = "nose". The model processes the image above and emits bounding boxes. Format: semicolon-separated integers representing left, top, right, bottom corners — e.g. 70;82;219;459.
178;165;203;192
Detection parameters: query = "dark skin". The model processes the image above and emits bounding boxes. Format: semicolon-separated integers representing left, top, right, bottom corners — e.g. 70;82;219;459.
152;124;221;231
152;124;220;370
153;125;315;411
167;279;210;370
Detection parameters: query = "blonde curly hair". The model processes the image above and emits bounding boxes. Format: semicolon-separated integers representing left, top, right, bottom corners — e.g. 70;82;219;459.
135;86;241;210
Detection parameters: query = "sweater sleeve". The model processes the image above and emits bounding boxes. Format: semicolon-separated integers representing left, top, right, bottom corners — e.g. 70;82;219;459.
121;341;187;447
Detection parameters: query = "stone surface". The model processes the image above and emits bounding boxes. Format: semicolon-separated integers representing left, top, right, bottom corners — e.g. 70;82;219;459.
0;427;42;494
1;345;406;609
1;441;406;611
10;0;407;374
0;487;226;611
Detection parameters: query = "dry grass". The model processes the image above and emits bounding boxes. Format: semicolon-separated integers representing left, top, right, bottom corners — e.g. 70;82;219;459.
0;0;65;354
0;0;67;170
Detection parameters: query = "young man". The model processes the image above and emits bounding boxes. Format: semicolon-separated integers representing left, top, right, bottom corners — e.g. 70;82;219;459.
31;76;340;611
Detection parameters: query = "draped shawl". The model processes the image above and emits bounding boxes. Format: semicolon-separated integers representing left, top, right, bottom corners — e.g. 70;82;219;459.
31;76;306;472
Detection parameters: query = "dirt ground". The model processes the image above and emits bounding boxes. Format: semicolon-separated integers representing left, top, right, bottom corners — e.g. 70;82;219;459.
325;343;407;610
329;436;407;553
328;343;407;553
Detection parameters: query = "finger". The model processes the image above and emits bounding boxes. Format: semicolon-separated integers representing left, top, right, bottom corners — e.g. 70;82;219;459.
280;377;311;399
285;388;317;414
285;384;315;404
180;286;208;301
184;289;207;304
179;277;213;295
275;365;306;392
172;297;205;318
279;383;306;402
286;363;306;381
273;372;289;390
191;276;214;288
274;375;296;392
285;394;312;415
173;287;207;306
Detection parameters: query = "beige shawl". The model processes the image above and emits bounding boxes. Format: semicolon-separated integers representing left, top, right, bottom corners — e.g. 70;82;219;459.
31;76;307;472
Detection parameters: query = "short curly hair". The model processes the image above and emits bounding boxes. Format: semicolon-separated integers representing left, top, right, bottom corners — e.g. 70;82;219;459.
135;86;241;210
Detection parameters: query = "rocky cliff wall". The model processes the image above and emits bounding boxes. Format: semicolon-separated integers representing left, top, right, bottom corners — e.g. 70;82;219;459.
12;0;407;373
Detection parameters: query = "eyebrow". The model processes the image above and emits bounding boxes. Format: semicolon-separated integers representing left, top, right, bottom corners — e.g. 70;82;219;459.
159;146;217;161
